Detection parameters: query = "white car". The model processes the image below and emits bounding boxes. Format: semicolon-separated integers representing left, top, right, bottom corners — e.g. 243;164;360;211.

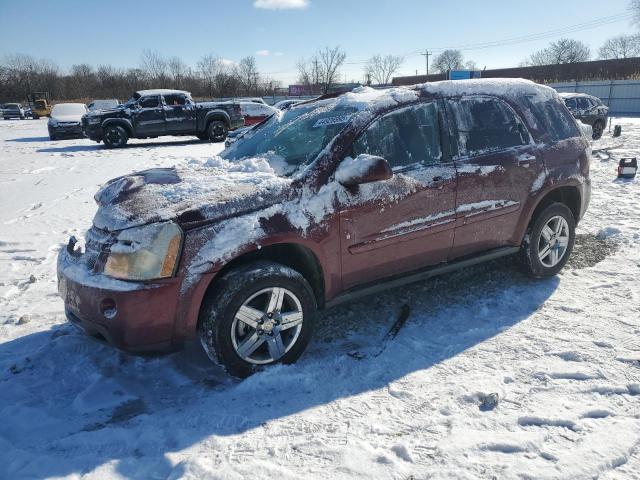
48;103;88;140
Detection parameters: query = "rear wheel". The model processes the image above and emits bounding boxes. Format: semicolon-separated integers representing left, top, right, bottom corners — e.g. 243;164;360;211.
520;203;575;278
199;261;316;378
592;120;604;140
103;125;129;148
207;120;228;142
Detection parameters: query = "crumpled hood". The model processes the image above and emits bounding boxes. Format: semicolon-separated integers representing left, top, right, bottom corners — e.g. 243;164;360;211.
92;158;292;231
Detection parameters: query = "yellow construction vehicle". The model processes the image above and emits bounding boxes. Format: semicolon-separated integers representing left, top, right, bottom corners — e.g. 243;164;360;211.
27;92;52;118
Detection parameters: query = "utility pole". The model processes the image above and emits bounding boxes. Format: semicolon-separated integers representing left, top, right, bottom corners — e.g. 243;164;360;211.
421;50;432;81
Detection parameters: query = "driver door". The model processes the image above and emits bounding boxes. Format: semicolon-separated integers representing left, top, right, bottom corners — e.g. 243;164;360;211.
133;95;166;137
338;101;458;290
163;93;197;133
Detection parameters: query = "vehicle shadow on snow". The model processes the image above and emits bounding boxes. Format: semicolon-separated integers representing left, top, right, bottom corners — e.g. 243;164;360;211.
0;259;559;478
6;136;51;142
35;138;209;154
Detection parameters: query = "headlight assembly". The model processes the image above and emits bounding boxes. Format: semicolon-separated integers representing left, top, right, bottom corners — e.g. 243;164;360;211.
88;116;101;124
104;222;183;281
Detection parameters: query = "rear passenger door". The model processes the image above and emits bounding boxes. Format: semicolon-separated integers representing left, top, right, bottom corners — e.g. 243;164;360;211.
338;101;458;289
445;95;545;259
133;95;166;137
163;93;197;134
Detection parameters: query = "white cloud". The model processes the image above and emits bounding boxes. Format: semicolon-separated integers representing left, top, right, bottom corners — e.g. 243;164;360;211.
254;0;309;10
220;58;237;67
256;50;271;56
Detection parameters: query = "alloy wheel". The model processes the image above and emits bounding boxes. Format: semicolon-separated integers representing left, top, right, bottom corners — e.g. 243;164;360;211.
537;215;570;267
230;287;304;364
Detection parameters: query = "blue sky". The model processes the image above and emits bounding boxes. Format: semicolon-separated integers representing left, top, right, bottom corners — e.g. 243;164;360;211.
0;0;635;85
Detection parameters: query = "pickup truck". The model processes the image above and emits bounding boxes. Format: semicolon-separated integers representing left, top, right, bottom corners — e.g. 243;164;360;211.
82;89;245;148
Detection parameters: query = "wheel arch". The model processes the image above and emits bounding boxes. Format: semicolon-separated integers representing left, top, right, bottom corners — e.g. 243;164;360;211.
527;185;582;233
200;242;326;314
204;110;231;129
102;118;133;136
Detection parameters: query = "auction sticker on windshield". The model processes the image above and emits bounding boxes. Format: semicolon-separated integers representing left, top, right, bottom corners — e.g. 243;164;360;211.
313;114;352;128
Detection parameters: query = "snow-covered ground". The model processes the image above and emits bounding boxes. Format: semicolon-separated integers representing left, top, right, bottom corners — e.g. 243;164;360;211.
0;118;639;479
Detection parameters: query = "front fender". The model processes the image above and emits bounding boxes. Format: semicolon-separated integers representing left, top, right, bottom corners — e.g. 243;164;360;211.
102;118;134;136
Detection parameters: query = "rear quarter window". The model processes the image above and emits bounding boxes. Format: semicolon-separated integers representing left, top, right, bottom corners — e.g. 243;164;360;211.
523;96;580;142
447;96;529;156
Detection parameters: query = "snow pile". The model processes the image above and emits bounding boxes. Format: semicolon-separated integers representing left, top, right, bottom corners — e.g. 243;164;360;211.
1;118;640;479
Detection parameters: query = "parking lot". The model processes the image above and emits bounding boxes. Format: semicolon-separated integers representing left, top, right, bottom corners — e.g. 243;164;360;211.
1;117;639;479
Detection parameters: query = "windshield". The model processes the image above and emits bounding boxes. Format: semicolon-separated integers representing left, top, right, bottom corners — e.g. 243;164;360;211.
51;103;87;117
221;100;357;176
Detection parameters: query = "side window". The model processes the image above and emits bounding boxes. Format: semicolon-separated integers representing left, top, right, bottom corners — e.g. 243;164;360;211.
139;96;159;109
164;94;187;106
352;102;442;170
523;95;580;142
564;98;577;111
448;96;529;156
576;97;590;110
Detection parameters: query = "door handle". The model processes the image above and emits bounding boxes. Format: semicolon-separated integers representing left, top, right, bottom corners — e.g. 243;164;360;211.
518;154;536;167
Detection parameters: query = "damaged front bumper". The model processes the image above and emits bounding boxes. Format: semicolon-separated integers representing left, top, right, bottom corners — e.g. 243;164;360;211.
57;239;181;352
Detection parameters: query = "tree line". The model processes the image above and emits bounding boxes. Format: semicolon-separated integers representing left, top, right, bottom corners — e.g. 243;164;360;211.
0;49;283;104
2;30;640;103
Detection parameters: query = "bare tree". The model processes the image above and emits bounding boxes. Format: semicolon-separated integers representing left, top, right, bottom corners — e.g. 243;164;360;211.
296;56;321;94
197;54;224;97
237;56;259;95
140;49;168;85
167;56;188;88
633;0;640;27
523;38;590;66
432;49;464;73
364;54;404;85
599;34;640;59
317;46;346;94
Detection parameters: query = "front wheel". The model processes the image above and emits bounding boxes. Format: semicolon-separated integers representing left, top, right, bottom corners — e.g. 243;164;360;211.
520;203;575;278
199;261;316;378
207;120;228;142
103;125;129;148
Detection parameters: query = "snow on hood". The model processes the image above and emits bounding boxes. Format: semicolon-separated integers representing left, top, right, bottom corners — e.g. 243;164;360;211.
51;114;83;122
92;157;291;231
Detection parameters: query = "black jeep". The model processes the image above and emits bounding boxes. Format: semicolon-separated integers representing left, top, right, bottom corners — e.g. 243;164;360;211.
82;89;245;148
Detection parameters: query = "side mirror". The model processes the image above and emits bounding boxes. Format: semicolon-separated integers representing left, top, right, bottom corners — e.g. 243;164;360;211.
336;154;393;187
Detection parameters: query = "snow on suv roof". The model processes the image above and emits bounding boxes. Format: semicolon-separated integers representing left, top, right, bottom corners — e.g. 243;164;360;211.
135;89;190;97
416;78;557;100
558;92;597;99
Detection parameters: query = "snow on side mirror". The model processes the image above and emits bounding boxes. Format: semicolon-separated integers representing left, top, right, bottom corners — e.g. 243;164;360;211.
336;154;393;187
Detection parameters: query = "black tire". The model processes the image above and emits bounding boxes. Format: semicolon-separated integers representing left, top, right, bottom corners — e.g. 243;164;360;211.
103;124;129;148
206;120;228;143
33;114;39;120
520;202;576;278
196;133;209;141
49;135;57;141
592;120;604;140
199;261;317;378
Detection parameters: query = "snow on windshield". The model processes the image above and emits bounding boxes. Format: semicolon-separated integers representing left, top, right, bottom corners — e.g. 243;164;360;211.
51;103;87;117
222;86;419;176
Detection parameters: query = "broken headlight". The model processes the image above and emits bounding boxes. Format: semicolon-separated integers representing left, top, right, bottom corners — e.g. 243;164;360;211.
104;222;183;281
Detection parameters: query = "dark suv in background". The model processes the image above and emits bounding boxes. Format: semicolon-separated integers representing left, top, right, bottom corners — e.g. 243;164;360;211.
560;92;609;140
59;79;591;377
82;89;244;148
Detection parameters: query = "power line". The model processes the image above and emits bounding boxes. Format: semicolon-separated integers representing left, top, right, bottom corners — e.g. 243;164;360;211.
262;11;634;77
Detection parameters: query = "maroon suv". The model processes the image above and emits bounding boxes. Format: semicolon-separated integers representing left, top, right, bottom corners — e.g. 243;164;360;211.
58;79;591;377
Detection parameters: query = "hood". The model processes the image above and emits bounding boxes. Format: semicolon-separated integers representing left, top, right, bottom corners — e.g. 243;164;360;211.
51;114;83;122
92;158;292;231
